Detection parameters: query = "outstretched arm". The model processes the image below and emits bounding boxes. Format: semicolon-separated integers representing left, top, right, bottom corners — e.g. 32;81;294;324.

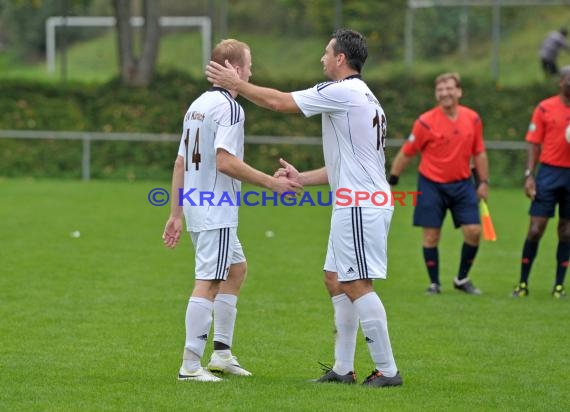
217;149;302;195
206;61;301;113
299;167;328;186
274;158;328;186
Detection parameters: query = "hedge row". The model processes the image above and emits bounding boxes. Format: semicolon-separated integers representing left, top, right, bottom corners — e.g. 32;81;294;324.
0;72;555;183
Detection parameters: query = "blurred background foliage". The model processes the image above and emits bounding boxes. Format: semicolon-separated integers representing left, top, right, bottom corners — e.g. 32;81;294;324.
0;71;548;184
0;1;569;182
0;0;547;63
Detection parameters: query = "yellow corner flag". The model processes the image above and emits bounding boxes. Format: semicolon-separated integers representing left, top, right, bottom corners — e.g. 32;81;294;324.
480;200;497;242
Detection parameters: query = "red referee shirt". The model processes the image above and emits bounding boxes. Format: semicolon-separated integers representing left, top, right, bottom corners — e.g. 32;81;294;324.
526;95;570;168
402;105;485;183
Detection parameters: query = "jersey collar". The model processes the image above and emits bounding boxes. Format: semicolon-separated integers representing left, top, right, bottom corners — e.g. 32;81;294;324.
343;74;361;81
210;86;231;94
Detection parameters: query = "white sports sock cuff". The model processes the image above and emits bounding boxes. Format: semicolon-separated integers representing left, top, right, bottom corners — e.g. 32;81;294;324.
353;292;385;323
190;296;214;309
215;293;238;307
353;291;378;307
331;293;349;304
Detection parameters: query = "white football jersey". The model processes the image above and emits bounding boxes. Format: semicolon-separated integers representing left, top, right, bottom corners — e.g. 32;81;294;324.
178;87;244;231
292;75;392;209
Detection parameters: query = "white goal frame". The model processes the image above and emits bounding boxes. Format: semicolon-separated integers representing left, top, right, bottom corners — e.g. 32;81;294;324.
45;16;211;73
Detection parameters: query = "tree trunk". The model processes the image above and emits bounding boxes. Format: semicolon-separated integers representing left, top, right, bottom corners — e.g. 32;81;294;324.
135;0;160;86
114;0;134;84
113;0;160;87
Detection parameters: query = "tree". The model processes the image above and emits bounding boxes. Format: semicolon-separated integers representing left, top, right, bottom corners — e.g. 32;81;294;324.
0;0;95;55
275;0;405;59
113;0;160;87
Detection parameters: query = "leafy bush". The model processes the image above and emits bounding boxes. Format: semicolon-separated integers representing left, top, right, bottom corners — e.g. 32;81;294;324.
0;0;101;56
412;6;524;60
0;71;555;184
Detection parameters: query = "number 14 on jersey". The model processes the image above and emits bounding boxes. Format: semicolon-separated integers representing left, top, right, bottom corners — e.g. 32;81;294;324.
184;128;201;171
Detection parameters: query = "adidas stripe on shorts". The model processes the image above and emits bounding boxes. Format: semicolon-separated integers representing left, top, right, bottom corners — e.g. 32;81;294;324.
189;227;246;281
324;207;392;281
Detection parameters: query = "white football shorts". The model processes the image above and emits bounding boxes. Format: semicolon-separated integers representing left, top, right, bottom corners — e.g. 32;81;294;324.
324;207;392;282
189;227;246;281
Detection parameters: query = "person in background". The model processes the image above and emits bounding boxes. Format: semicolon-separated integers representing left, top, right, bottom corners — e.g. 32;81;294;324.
512;66;570;299
539;28;570;77
389;73;489;295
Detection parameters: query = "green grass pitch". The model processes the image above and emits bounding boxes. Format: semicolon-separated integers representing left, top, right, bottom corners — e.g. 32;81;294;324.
1;179;567;411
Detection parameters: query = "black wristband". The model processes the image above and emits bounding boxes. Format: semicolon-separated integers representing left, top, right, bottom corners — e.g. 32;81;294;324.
387;174;399;186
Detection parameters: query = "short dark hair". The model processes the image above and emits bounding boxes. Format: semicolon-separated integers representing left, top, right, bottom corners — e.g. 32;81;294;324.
330;29;368;73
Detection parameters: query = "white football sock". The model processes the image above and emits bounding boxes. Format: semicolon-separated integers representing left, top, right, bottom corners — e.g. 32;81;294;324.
213;349;232;358
182;297;213;372
213;293;238;349
182;349;201;373
332;293;359;375
354;292;398;377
